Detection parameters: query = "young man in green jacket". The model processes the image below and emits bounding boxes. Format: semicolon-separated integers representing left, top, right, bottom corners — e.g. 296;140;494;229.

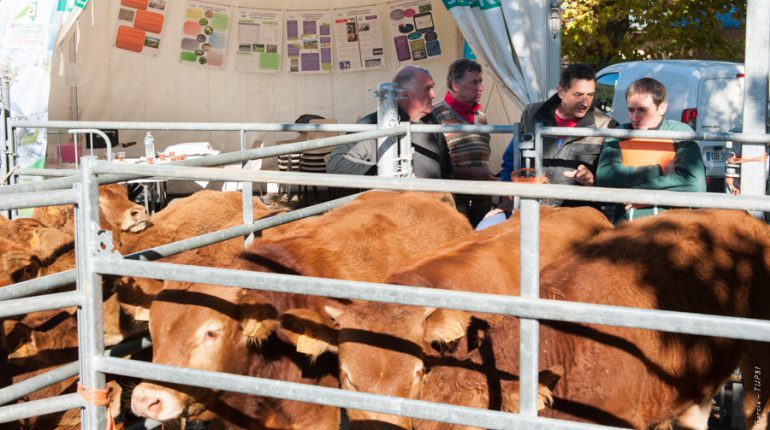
596;77;706;222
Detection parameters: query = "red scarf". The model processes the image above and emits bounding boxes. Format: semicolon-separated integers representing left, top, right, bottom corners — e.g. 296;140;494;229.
444;91;480;124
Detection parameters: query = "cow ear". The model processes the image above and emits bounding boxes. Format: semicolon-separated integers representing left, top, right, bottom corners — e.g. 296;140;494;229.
423;308;470;347
238;291;279;344
3;251;41;283
535;365;563;410
8;330;42;361
503;365;563;412
280;308;339;361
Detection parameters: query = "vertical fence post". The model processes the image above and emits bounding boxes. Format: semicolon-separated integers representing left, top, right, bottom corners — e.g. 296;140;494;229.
518;198;540;416
239;129;255;245
534;123;544;179
511;123;521;209
376;82;401;177
741;0;770;219
1;76;9;219
76;156;108;429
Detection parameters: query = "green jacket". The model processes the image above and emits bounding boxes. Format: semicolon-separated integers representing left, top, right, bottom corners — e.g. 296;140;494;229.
596;120;706;222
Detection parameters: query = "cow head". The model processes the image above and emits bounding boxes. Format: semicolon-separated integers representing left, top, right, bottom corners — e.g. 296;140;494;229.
130;283;278;423
1;241;41;286
98;184;150;233
281;302;469;429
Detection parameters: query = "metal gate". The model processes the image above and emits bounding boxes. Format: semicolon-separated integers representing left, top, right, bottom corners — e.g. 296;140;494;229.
1;119;770;429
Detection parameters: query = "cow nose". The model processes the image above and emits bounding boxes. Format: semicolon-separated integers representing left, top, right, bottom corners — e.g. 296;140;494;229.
131;383;183;421
125;207;150;232
132;389;164;420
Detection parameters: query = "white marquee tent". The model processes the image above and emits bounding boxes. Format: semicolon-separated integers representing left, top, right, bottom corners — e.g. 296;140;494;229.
2;0;559;173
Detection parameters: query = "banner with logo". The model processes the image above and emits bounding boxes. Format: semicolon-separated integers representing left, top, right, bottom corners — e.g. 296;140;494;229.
0;0;64;174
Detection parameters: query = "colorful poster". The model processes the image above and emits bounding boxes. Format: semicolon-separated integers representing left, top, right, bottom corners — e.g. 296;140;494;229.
0;0;61;174
114;0;168;56
285;10;333;73
332;7;385;72
389;0;441;62
235;8;282;73
180;1;231;68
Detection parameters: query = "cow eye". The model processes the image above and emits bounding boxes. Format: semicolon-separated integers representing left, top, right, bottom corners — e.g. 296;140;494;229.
204;329;222;342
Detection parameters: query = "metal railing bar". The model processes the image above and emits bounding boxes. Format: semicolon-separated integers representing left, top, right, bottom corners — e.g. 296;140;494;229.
0;393;83;424
0;337;151;406
10;120;380;133
0;291;81;319
89;162;770;211
122;193;361;261
15;168;78;177
9;121;513;135
0;270;76;301
0;188;77;210
93;259;770;342
96;356;625;430
0;126;407;194
540;125;770;144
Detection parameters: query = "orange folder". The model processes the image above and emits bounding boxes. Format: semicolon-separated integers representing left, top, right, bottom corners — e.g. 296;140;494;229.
134;9;164;34
115;26;145;53
619;138;675;168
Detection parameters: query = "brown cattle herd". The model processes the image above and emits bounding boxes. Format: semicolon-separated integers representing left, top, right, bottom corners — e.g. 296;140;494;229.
1;186;770;430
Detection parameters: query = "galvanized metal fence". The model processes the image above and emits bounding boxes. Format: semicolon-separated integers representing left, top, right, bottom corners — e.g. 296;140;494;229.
1;119;770;430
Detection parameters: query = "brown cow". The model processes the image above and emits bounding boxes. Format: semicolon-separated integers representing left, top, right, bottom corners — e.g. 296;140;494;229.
283;206;612;429
520;209;770;429
114;190;280;323
31;183;149;235
130;191;473;428
405;209;768;430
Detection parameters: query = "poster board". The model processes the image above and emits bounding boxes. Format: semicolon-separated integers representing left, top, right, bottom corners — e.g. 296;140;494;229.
332;6;385;72
234;8;282;73
179;1;231;68
114;0;168;56
388;0;441;62
285;10;333;73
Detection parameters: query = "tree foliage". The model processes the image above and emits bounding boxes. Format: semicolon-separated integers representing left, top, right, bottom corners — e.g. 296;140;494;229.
561;0;746;66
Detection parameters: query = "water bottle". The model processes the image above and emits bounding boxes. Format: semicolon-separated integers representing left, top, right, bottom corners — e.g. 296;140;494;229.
144;131;155;162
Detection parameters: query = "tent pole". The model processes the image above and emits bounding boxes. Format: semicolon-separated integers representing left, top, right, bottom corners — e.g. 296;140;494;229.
69;33;79;122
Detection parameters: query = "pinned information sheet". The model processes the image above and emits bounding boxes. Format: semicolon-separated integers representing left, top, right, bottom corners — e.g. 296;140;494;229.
332;6;385;72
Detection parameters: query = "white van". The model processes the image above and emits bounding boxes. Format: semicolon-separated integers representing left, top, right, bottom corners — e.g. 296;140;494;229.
594;60;745;191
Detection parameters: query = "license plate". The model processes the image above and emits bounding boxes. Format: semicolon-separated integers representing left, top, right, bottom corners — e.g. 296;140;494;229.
705;151;726;162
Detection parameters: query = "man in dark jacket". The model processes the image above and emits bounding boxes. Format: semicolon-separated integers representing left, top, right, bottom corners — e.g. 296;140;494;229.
481;64;615;227
326;65;452;179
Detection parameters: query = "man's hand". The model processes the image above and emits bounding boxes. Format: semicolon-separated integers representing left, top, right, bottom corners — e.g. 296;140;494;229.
662;159;677;175
563;164;595;186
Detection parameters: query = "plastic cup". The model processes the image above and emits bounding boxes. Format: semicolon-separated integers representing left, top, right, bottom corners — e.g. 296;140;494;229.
146;156;154;165
116;151;126;161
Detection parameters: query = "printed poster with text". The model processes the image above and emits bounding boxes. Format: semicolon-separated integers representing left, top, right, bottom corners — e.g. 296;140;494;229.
285;11;333;73
115;0;168;56
235;8;282;73
333;7;385;72
388;0;441;62
180;1;230;68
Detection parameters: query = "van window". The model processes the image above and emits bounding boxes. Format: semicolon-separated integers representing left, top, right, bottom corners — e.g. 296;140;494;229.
594;72;619;113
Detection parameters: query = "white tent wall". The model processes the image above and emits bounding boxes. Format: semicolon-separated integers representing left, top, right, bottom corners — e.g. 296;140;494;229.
47;0;521;176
